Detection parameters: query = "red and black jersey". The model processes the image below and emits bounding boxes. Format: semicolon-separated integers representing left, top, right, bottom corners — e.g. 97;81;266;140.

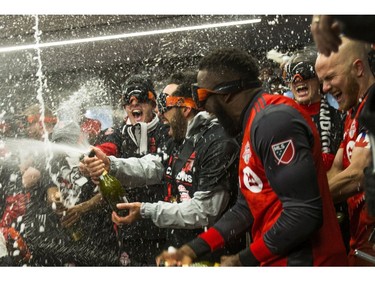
340;90;375;265
188;91;348;266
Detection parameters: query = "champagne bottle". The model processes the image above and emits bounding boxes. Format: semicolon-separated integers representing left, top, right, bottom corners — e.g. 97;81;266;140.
83;149;129;215
98;170;129;216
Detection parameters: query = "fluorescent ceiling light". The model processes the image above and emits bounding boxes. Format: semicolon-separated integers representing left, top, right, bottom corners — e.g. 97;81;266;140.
0;18;261;53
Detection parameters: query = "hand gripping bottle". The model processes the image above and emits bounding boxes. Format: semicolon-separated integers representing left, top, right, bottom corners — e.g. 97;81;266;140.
86;150;129;216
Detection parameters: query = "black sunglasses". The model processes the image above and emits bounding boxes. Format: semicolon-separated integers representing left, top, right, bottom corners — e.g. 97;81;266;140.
285;61;317;83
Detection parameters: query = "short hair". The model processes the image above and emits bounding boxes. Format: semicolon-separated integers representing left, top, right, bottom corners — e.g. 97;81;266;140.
198;47;259;80
171;82;193;99
166;70;197;86
337;36;373;70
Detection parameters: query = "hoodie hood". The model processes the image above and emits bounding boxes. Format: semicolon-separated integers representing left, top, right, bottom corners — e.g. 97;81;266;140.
186;111;218;139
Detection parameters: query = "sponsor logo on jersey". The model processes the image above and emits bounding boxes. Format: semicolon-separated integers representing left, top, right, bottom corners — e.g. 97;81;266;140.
243;166;263;193
271;139;295;165
242;141;251;164
176;170;193;183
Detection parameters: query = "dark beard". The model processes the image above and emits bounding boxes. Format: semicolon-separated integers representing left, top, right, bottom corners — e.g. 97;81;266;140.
214;104;241;137
170;109;187;144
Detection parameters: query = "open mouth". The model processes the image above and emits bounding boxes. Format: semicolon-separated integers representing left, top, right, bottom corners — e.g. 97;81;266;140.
296;84;309;95
131;109;143;121
332;91;343;103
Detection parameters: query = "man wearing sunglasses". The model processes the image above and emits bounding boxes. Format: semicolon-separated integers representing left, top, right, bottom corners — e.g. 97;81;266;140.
156;47;348;266
285;47;350;252
82;75;171;266
82;75;244;264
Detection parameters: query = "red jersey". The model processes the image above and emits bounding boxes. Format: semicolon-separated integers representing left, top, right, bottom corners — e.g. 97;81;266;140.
190;92;348;266
340;95;375;265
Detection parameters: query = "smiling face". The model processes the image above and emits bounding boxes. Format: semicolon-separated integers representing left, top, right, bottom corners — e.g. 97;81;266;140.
124;97;155;124
315;53;359;112
162;106;187;143
290;76;321;105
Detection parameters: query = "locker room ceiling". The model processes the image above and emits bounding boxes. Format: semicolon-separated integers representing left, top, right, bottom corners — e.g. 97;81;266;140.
0;14;313;80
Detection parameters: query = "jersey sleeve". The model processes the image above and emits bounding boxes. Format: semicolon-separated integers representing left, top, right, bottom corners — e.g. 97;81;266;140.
240;104;323;264
187;190;253;258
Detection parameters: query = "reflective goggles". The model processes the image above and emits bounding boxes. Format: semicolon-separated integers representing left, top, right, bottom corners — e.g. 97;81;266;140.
157;92;198;114
122;85;155;106
191;79;261;109
285;61;316;83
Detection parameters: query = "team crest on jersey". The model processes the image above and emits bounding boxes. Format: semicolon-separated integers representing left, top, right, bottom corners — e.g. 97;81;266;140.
243;166;263;193
271;139;295;165
242;141;251;164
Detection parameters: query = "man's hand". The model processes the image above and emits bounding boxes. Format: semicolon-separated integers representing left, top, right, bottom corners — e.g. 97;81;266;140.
311;15;342;57
156;245;196;266
81;146;110;184
111;202;142;225
78;161;90;177
60;204;86;228
47;187;66;216
220;254;242;266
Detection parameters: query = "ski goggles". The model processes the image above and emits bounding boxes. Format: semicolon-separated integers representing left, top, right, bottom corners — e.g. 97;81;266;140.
285;61;316;83
157;92;197;114
122;85;156;106
192;79;261;109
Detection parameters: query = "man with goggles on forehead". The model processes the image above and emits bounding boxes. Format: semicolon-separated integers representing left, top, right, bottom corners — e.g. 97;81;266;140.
95;74;170;158
82;75;170;266
82;73;244;264
285;47;349;252
156;47;348;266
285;47;346;174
